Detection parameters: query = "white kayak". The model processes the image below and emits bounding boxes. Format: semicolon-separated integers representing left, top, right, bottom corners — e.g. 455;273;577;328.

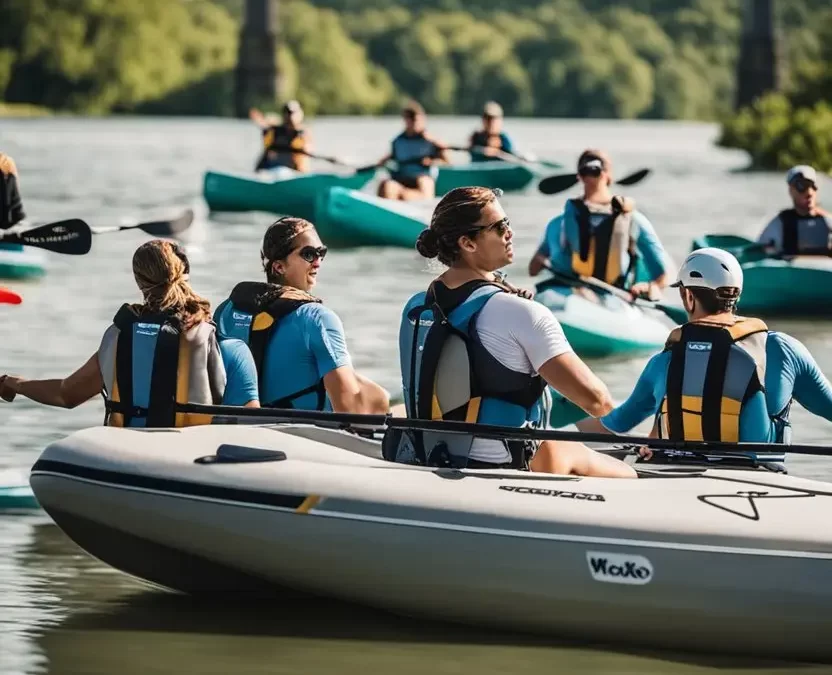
30;424;832;663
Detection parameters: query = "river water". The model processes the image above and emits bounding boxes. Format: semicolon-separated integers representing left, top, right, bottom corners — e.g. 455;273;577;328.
1;117;831;673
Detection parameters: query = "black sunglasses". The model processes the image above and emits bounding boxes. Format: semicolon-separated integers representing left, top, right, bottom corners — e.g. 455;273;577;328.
793;177;817;194
469;216;511;238
297;245;328;263
578;165;603;178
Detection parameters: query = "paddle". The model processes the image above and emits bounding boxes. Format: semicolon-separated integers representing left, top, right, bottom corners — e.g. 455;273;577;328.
255;147;374;174
0;219;92;254
350;145;556;175
538;168;651;196
0;287;22;305
539;260;688;324
177;401;829;457
89;209;195;237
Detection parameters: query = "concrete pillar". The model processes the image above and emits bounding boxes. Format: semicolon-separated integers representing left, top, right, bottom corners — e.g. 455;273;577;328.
735;0;782;109
234;0;281;118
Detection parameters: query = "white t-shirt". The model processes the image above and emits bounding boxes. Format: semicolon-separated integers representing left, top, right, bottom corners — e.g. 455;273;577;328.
468;292;573;463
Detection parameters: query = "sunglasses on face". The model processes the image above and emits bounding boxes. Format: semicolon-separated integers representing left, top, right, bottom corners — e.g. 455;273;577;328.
578;165;603;178
469;216;511;238
793;178;817;194
296;245;328;263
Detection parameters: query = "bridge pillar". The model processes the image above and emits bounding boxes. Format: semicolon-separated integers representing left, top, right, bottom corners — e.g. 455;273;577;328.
735;0;782;109
234;0;281;118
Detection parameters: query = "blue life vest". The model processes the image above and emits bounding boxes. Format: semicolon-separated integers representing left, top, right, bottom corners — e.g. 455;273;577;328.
215;281;326;409
470;131;510;162
658;318;768;443
391;132;438;180
102;304;223;428
389;279;546;468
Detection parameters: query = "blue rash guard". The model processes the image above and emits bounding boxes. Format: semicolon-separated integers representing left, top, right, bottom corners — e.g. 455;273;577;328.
536;206;668;286
470;131;515;162
601;330;832;443
219;338;260;406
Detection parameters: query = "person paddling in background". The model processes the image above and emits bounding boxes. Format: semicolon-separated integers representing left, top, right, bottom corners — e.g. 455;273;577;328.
0;240;260;423
468;101;515;162
214;217;390;414
528;149;670;300
250;100;311;173
758;165;831;255
391;186;635;477
579;248;832;451
0;153;25;231
376;101;450;202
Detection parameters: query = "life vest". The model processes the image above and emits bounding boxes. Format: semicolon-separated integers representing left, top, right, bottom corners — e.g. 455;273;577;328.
262;125;306;170
470;131;508;161
570;197;637;287
0;171;25;230
100;305;224;428
392;279;546;468
215;281;326;409
391;132;438;179
657;318;768;442
779;208;832;255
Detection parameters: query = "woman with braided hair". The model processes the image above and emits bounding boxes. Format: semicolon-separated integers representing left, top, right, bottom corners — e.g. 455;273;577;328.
393;186;636;477
214;216;390;414
0;240;260;425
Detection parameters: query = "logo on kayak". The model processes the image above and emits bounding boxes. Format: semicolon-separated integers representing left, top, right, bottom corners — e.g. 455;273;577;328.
586;551;653;585
499;485;605;502
687;341;712;352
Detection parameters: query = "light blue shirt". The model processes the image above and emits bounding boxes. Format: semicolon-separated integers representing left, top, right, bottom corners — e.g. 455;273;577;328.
536;204;668;286
219;339;259;406
601;330;832;443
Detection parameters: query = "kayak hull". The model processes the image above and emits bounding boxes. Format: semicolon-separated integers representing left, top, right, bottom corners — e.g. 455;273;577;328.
314;187;427;248
30;424;832;663
0;243;47;280
202;169;377;221
0;469;40;511
534;283;675;358
692;235;832;315
435;163;536;195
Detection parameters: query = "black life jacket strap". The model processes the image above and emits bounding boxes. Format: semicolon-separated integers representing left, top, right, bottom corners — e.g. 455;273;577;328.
264;379;327;411
665;341;686;440
700;330;733;441
780;209;799;255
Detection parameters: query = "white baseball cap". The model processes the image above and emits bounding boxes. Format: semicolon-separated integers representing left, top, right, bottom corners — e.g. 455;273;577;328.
786;165;818;186
670;247;744;293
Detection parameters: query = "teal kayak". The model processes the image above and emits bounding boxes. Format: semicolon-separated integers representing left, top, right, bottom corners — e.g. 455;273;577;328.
692;234;832;315
0;469;39;511
0;243;47;280
202;168;377;221
314;187;429;249
436;162;536;195
534;280;676;359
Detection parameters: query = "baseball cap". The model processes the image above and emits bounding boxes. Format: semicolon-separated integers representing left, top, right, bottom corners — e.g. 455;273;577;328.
283;100;303;114
483;101;504;118
402;100;425;117
786;165;818;186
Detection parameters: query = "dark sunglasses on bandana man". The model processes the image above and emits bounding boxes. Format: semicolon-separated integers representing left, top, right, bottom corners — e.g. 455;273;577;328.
578;158;604;178
297;245;328;263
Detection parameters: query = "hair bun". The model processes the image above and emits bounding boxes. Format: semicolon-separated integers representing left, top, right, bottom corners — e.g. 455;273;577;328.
415;228;440;258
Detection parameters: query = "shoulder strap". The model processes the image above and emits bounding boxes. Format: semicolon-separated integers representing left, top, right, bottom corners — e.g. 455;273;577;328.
570;199;593;262
778;209;799;255
727;317;767;341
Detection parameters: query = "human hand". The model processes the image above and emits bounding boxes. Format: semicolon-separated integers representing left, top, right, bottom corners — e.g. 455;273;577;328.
0;374;21;402
629;282;660;301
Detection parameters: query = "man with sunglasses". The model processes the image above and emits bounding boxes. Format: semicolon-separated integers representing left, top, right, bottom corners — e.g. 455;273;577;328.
468;101;516;162
376;100;450;201
214;217;390;415
757;166;830;256
528;150;671;300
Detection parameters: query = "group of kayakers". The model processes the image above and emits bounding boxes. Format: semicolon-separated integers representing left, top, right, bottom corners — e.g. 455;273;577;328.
2;148;831;478
251;99;518;201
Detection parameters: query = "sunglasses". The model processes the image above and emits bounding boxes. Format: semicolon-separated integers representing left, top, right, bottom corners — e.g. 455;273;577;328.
793;178;817;194
297;245;328;263
469;216;511;238
578;165;603;178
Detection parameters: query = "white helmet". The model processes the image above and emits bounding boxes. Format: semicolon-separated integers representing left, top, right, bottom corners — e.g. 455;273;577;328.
670;247;743;293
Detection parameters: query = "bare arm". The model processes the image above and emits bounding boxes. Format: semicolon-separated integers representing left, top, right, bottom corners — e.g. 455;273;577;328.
323;366;389;415
0;353;103;408
528;253;548;277
249;107;269;130
538;352;613;418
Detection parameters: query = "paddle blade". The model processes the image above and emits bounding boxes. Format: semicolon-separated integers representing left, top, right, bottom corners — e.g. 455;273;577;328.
538;173;579;195
138;209;195;237
3;219;92;255
0;287;22;304
616;168;651;186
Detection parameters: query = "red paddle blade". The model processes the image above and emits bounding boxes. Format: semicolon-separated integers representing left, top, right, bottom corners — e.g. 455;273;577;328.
0;288;22;305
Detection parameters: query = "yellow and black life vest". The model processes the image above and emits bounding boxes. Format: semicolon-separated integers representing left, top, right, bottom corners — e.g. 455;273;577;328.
262;125;307;170
570;197;637;287
101;305;223;428
657;318;768;442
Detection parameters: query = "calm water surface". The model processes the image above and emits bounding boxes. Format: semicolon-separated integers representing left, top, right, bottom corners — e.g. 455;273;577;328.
1;117;831;674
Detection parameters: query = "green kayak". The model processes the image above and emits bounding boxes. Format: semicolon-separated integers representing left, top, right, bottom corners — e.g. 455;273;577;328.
0;243;47;280
202;168;377;221
691;234;832;315
0;469;40;511
314;187;429;249
534;280;676;359
435;162;536;195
